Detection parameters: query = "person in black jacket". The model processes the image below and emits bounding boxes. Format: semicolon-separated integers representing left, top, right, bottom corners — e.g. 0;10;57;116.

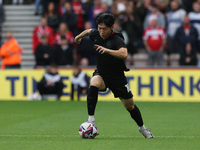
179;42;197;66
54;35;73;66
35;34;54;68
37;63;64;100
175;15;198;54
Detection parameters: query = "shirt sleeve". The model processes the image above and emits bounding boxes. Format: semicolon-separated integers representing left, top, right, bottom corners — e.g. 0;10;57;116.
89;29;98;41
114;36;126;49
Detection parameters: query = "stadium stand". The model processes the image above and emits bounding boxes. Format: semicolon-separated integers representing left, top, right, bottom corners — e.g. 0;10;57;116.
2;4;41;69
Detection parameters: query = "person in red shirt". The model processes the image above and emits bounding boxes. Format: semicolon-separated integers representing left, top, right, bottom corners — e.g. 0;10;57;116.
54;22;74;46
143;17;166;66
32;17;54;54
72;0;85;35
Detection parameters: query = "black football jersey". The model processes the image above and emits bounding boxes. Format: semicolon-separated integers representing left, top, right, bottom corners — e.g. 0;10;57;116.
89;29;129;79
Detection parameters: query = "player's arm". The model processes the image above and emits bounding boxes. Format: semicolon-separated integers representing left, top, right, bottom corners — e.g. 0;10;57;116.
74;29;92;44
95;45;128;60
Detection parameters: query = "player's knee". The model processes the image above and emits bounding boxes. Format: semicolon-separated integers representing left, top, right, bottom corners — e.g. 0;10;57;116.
125;104;135;111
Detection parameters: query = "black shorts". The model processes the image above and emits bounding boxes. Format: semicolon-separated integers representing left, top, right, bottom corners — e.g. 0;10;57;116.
93;69;133;99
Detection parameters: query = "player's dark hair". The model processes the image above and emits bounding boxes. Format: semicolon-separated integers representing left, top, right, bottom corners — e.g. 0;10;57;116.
96;13;115;27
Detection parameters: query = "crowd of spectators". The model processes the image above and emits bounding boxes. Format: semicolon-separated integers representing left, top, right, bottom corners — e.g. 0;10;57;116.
1;0;200;68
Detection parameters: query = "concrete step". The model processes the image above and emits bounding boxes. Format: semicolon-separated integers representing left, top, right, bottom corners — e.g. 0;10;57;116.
3;21;38;26
5;16;40;21
3;27;34;32
4;5;35;10
5;11;35;16
2;32;32;37
22;55;34;60
17;38;32;44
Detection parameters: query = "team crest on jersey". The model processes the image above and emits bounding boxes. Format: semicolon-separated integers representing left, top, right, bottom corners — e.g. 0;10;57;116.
106;41;112;48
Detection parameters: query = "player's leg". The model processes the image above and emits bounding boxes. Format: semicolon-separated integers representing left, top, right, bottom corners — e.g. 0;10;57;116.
87;75;106;123
120;97;154;138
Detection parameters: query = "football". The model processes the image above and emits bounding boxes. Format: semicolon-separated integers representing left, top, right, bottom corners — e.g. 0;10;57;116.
79;122;98;139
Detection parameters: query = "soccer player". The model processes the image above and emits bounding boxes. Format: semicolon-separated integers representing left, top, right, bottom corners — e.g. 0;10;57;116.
75;13;154;138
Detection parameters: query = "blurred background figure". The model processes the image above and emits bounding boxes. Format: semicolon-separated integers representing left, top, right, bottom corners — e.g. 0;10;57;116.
54;35;74;66
188;1;200;52
143;17;166;66
0;32;23;69
120;4;141;65
43;2;61;33
37;63;64;100
175;15;198;54
89;0;103;28
61;2;77;36
71;0;86;36
166;0;186;53
35;34;54;68
71;65;90;101
80;57;89;67
54;22;74;46
32;17;54;54
179;42;197;66
143;2;165;29
111;0;128;20
58;0;67;16
77;21;96;66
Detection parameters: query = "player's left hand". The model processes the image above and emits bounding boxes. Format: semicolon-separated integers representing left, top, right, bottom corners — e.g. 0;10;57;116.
95;44;107;54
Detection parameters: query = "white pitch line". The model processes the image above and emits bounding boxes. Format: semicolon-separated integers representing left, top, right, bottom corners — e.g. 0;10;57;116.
0;134;199;138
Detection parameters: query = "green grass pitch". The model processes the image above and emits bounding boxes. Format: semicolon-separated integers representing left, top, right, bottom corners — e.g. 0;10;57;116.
0;101;200;150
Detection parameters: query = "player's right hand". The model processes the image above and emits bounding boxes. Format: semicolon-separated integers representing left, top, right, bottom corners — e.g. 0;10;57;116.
74;36;82;44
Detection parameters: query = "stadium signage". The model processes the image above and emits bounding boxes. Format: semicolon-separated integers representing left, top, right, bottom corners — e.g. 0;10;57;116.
0;69;199;101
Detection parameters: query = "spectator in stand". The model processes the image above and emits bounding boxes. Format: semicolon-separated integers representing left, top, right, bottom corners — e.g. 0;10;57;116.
54;35;73;66
89;0;103;28
37;63;64;100
182;0;196;13
179;42;197;66
58;0;67;16
35;34;54;68
32;17;54;54
77;21;96;66
0;32;23;69
43;2;61;33
153;0;169;14
133;0;148;25
143;17;166;66
101;2;111;14
54;22;74;46
80;57;89;67
102;0;113;7
61;2;77;36
143;2;165;29
0;4;5;46
120;4;142;65
71;65;90;101
72;0;86;36
189;1;200;52
166;0;186;53
111;0;128;21
175;15;198;54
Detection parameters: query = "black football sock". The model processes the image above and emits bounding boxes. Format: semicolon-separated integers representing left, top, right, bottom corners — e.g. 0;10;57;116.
128;105;144;127
87;86;98;115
